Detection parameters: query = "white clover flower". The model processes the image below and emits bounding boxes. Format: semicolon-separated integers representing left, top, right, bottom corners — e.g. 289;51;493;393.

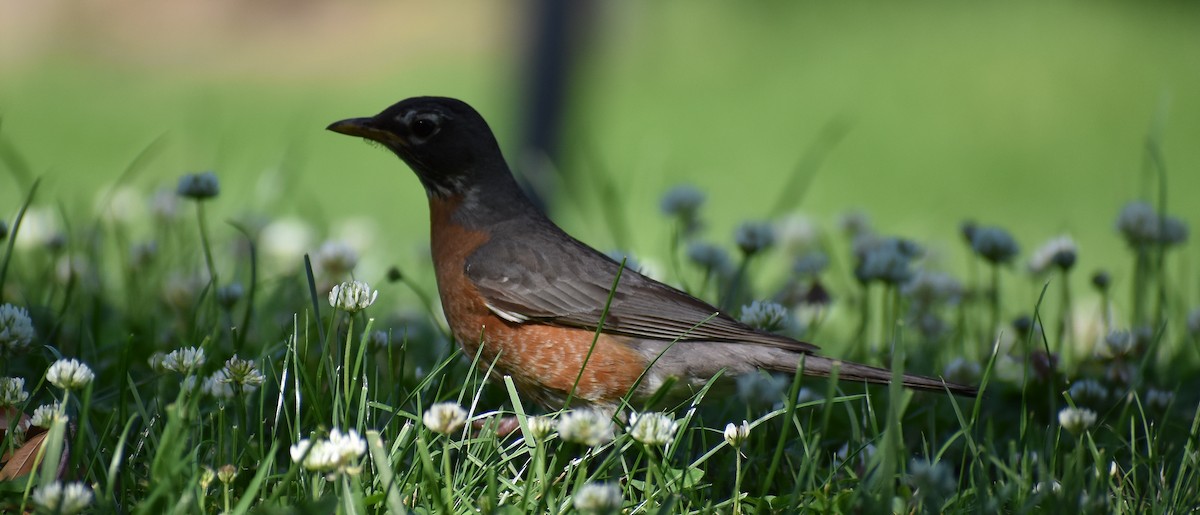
217;464;238;484
150;188;181;222
1145;388;1174;411
1067;379;1108;406
31;402;64;428
176;171;220;200
0;303;36;357
734;221;776;255
289;428;367;475
0;377;29;407
573;482;622;515
908;458;955;500
775;213;820;255
1116;201;1159;246
222;355;266;393
1058;407;1098;435
31;481;93;515
12;206;60;250
970;225;1019;264
723;420;750;448
202;370;235;399
1096;330;1134;359
854;237;920;285
660;185;705;218
628;412;679;447
329;280;378;313
1028;235;1077;274
422;402;468;435
557;409;615;446
739;300;789;333
215;282;244;308
260;217;316;267
942;358;981;386
902;270;963;307
313;240;359;277
525;415;556;442
685;242;732;274
46;358;94;390
792;251;829;277
162;346;206;375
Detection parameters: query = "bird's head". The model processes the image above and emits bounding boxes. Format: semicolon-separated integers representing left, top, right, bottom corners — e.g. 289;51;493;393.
327;96;506;197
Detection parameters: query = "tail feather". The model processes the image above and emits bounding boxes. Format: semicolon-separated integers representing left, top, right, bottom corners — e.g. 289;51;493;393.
783;354;978;397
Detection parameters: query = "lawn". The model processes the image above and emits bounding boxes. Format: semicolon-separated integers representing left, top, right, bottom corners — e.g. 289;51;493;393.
2;1;1199;513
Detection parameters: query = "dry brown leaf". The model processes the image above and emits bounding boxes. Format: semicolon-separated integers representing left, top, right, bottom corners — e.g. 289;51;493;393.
0;430;47;480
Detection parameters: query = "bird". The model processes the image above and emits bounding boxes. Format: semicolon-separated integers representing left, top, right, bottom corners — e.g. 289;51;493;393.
327;96;977;413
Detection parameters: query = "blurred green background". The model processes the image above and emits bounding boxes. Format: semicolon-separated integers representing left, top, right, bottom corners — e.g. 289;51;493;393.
2;0;1197;305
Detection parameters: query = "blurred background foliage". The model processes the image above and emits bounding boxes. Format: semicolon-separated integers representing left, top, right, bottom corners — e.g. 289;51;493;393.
1;0;1198;307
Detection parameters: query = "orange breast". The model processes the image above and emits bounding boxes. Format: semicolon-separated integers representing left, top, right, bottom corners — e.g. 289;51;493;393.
428;197;648;408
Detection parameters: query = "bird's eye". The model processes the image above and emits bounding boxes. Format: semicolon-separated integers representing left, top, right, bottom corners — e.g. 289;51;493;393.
411;118;438;139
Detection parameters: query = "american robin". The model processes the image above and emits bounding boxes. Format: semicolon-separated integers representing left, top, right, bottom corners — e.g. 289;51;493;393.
327;97;977;412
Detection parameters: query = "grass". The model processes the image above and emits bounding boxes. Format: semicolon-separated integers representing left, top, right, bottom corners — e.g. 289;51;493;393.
1;133;1198;513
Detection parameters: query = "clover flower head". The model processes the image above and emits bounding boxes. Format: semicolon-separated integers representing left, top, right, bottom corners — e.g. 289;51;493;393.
776;213;820;254
734;221;776;255
660;184;705;219
1028;235;1077;274
215;282;244;309
792;251;829;277
0;377;29;407
908;458;955;500
723;420;750;448
628;411;679;447
0;303;36;357
217;464;238;484
31;481;93;515
1058;407;1098;435
329;280;378;313
557;409;615;446
202;370;235;399
176;171;220;200
943;358;981;386
31;402;64;428
525;416;556;442
314;240;359;277
289;428;367;475
222;355;266;393
573;482;623;515
1115;201;1159;246
686;241;733;275
970;225;1019;264
46;358;94;390
739;300;789;333
1145;388;1174;411
422;402;468;435
902;269;963;307
162;346;206;375
1097;330;1134;359
1091;270;1111;291
854;236;920;285
1067;379;1108;407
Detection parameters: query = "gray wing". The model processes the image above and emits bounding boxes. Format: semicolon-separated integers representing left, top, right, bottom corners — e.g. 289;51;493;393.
464;230;820;354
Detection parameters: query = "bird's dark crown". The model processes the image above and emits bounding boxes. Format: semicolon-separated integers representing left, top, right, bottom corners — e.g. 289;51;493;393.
328;96;509;198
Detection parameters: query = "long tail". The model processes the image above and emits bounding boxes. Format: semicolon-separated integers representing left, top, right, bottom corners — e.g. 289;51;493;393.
779;354;979;397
